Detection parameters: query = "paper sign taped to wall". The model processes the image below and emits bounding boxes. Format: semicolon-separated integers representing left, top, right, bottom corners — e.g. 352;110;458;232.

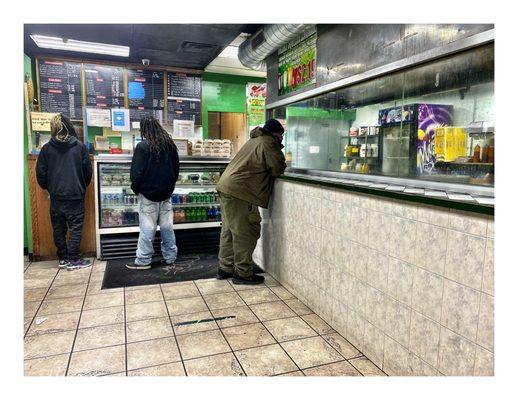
111;108;130;132
31;112;56;131
86;108;111;127
173;119;194;137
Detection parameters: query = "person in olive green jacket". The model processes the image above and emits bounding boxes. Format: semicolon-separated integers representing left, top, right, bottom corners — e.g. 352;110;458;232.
216;119;286;285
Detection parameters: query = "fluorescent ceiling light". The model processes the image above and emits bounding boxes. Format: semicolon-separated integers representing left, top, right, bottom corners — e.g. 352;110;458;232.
218;45;239;59
30;35;129;57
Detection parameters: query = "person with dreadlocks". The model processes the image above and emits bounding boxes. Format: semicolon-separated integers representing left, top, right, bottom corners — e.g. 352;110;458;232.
126;116;180;270
36;114;93;270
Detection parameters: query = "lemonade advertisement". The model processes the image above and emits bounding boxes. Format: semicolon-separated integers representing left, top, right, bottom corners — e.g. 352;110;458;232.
278;27;317;96
246;83;267;130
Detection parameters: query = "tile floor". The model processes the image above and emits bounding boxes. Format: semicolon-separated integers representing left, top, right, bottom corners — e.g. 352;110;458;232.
24;258;386;377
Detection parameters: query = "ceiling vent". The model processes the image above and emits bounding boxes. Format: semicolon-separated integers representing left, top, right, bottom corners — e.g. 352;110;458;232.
179;41;219;54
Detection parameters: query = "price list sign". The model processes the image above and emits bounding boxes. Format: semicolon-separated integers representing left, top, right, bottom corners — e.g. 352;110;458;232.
127;69;165;123
38;59;83;119
167;72;201;125
84;64;125;109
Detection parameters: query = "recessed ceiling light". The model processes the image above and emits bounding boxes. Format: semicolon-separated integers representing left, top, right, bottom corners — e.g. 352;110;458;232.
30;35;130;57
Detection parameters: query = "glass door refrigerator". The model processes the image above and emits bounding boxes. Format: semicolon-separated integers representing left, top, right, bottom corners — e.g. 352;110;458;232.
94;155;230;259
378;103;453;178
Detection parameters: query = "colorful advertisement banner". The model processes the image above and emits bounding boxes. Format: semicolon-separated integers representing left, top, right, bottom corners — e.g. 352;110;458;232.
278;28;317;96
246;83;267;129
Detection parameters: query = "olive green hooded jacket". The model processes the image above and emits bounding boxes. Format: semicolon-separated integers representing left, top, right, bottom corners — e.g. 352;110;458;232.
217;127;287;208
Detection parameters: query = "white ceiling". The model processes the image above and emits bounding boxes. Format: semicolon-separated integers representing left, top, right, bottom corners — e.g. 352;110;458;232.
205;33;266;78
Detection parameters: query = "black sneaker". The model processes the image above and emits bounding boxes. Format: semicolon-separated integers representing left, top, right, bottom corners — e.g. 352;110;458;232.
58;259;70;268
67;258;92;271
232;274;265;285
126;262;151;270
217;268;233;280
160;259;175;266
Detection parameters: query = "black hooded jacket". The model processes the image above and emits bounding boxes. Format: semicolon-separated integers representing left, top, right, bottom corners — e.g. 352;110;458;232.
36;137;92;201
130;139;180;202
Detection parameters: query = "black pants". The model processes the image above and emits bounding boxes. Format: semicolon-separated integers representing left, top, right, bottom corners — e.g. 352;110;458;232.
50;199;85;260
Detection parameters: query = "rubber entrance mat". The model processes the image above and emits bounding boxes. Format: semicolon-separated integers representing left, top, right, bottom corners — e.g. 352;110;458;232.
102;253;263;289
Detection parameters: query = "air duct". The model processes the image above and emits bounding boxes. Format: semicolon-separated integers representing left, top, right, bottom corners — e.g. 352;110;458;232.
238;24;315;71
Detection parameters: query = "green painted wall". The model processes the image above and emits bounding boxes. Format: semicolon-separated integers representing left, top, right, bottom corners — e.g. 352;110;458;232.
201;72;266;138
23;54;33;253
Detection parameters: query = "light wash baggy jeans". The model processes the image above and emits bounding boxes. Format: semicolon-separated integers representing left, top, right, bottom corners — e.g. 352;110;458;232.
135;194;178;266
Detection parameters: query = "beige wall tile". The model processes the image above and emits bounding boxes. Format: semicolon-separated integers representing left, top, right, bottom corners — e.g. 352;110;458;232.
368;211;392;253
346;308;365;351
414;223;447;275
486;218;494;239
441;280;481;341
385;297;411;348
409;311;440;368
383;335;410;376
474;346;494;376
362;322;385;368
412;268;444;322
348;241;369;281
364;285;387;330
445;231;486;290
335;202;352;234
390;217;417;265
407;353;438;376
438;327;476;376
477;293;494;351
387;257;413;306
321;199;337;233
348;277;367;317
448;210;488;237
366;251;389;292
416;205;450;228
349;206;370;246
482;239;494;295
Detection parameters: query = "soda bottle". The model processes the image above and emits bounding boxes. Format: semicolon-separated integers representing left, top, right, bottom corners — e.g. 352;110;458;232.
216;206;221;221
179;209;185;222
203;207;208;221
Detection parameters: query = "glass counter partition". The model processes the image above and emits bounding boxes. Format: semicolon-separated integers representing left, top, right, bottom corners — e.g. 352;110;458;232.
271;43;494;187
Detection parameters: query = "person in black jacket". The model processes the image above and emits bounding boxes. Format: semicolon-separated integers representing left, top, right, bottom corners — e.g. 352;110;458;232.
126;116;180;269
36;114;92;270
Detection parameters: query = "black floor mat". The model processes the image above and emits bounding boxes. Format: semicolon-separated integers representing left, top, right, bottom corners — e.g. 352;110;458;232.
102;253;263;290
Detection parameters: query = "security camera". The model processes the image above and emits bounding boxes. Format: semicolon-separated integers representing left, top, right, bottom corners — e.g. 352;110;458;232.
142;59;150;66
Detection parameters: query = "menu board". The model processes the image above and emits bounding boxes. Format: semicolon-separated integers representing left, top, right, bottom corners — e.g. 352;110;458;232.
167;72;201;124
84;64;125;109
38;59;83;119
167;72;201;99
167;99;201;125
127;69;165;122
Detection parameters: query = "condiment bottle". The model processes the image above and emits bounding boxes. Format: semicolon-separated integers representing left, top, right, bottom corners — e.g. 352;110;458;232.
473;144;481;163
488;146;494;163
482;144;489;163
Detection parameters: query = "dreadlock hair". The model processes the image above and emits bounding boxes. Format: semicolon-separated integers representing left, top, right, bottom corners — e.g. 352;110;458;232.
50;114;77;141
139;116;176;160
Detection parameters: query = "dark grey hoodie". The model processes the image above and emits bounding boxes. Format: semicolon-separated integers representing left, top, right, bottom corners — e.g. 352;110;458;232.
36;136;92;201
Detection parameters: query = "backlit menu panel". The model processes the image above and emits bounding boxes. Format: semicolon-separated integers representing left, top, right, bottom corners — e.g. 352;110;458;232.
127;69;165;122
84;64;125;109
38;59;83;119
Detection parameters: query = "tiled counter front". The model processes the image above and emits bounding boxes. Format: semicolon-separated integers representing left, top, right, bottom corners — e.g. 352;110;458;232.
253;179;494;376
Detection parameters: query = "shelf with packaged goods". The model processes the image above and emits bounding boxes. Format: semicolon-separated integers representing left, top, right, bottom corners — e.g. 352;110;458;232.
175;184;217;188
340;135;379;139
341;155;378;159
435;161;494;166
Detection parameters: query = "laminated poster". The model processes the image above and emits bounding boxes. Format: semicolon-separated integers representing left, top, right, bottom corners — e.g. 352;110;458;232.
111;108;130;132
278;27;317;96
86;108;111;127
